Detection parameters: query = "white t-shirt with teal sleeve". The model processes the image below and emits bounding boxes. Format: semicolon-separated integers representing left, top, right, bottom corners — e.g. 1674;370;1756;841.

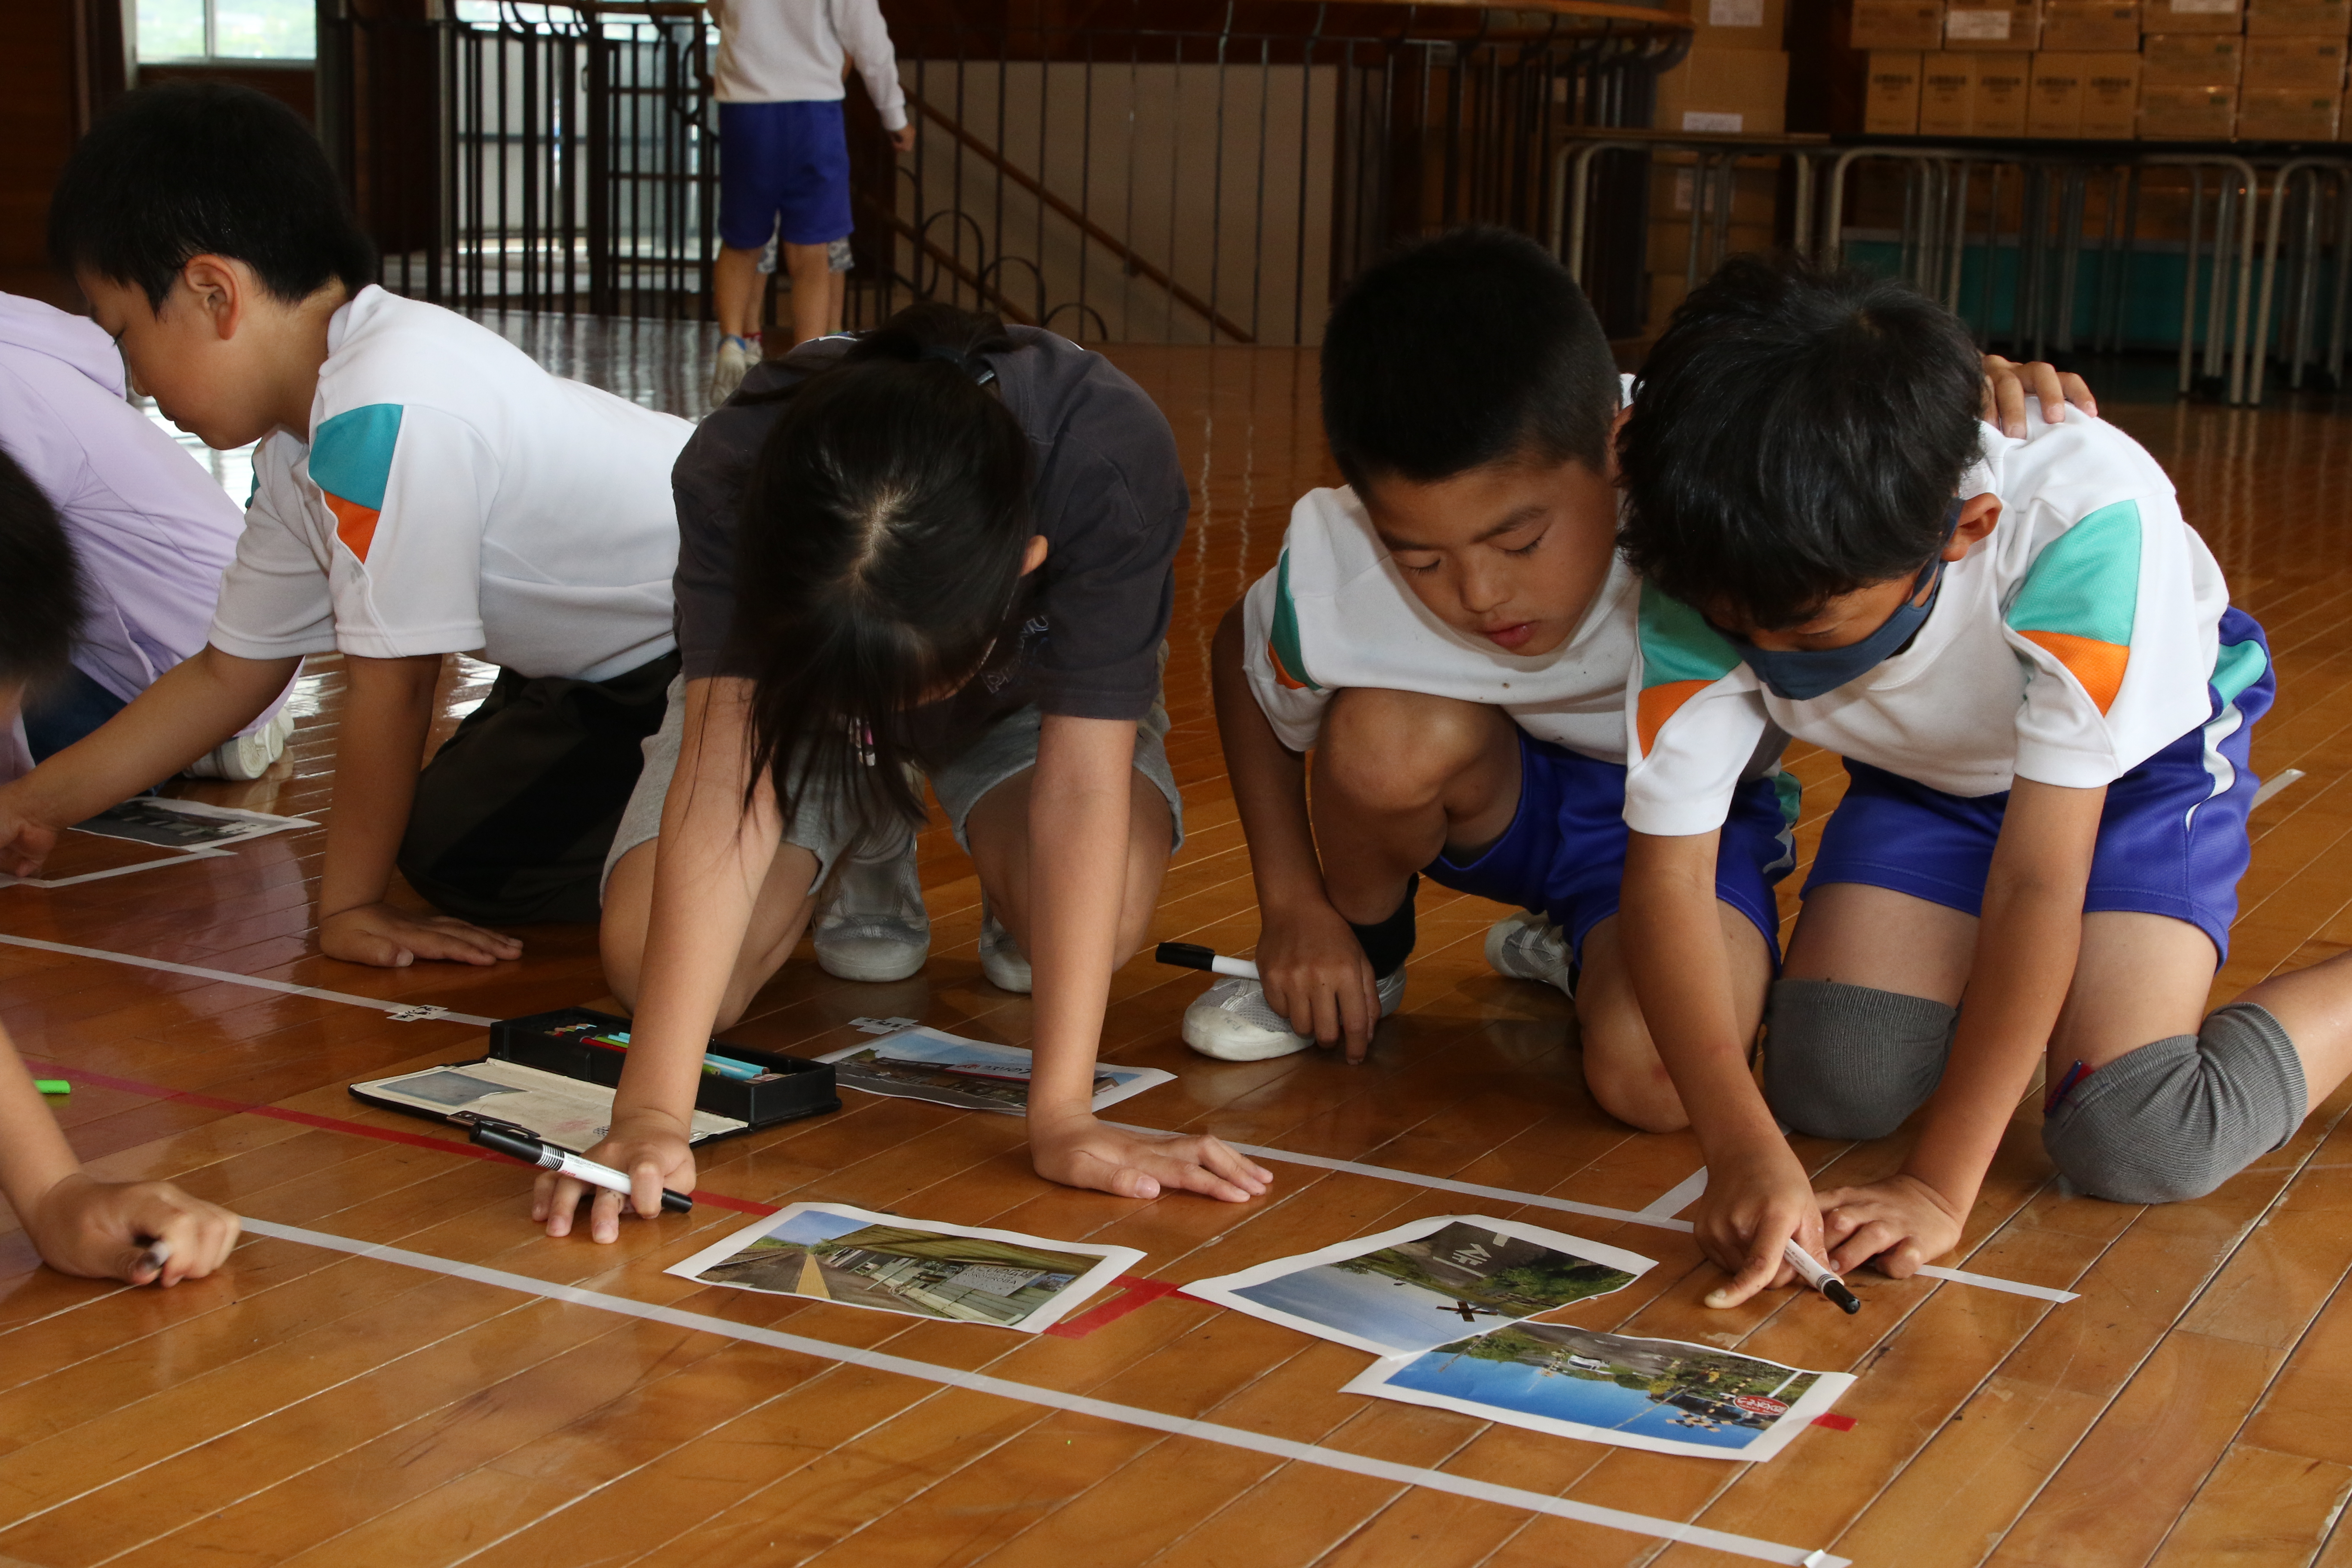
1238;484;1641;762
1622;408;2239;838
214;287;692;683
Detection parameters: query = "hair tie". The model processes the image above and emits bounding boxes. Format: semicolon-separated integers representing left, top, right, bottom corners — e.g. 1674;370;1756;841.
916;343;997;387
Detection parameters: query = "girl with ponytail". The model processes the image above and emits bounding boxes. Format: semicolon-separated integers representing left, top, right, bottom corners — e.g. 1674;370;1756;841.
537;303;1270;1236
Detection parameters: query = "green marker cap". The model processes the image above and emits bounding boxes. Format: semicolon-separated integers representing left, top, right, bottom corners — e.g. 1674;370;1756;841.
34;1079;69;1095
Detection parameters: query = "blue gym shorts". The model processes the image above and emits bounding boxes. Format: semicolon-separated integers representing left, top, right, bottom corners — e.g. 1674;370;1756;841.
1424;729;1798;963
718;101;853;251
1805;607;2274;961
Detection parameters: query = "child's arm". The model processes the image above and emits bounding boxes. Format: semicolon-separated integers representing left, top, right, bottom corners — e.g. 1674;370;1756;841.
313;653;522;968
1023;711;1272;1202
1621;828;1826;1306
1819;778;2104;1274
1210;600;1383;1058
0;1029;239;1284
543;677;771;1239
0;644;298;876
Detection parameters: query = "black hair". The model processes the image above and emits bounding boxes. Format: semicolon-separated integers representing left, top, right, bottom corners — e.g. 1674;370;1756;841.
0;449;87;691
1320;226;1619;492
1617;254;1984;630
729;303;1031;842
49;82;376;310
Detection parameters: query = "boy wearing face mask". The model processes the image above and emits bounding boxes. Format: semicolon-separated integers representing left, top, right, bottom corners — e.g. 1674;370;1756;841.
1614;255;2352;1310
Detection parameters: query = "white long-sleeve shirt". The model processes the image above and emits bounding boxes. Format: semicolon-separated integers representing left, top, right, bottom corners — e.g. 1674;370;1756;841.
710;0;909;128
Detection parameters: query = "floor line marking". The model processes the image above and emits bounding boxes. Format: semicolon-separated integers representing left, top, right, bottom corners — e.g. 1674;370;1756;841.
1639;1168;1710;1219
236;1216;1850;1568
9;930;2068;1305
2252;767;2308;809
0;848;235;890
0;932;497;1026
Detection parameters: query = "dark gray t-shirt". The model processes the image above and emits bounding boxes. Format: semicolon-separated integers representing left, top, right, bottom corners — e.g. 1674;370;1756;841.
671;326;1186;748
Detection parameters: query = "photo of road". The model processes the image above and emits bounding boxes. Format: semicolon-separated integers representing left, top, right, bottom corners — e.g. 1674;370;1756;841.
679;1204;1138;1330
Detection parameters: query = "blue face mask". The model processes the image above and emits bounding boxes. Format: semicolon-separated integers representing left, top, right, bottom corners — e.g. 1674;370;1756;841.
1718;504;1961;703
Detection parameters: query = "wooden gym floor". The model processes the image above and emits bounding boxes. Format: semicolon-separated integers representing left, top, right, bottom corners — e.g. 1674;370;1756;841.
7;335;2352;1568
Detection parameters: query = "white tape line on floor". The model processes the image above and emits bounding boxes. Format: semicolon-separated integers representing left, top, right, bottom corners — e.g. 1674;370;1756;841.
237;1216;1851;1567
0;932;496;1027
1639;1167;1710;1219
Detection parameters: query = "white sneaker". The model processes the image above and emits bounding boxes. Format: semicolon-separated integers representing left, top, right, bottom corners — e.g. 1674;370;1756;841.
1182;967;1408;1062
978;906;1032;993
183;708;295;781
812;838;930;982
1485;910;1576;998
710;336;753;406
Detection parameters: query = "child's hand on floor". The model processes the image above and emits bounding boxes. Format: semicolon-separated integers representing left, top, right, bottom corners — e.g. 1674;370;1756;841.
0;798;60;880
320;902;523;968
1257;900;1384;1062
1818;1174;1965;1279
1694;1137;1827;1309
1028;1107;1272;1204
536;1110;696;1242
27;1171;240;1284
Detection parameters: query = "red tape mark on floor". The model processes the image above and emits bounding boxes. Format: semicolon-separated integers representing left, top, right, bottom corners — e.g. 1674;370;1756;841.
1045;1275;1187;1339
27;1058;778;1216
1811;1413;1857;1431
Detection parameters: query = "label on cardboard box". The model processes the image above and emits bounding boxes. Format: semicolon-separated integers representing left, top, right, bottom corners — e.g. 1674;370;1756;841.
1920;52;1980;130
2247;0;2351;34
1682;110;1745;131
2138;81;2240;136
2169;0;2238;12
2238;83;2344;132
2144;33;2244;81
1948;6;2015;34
2041;0;2143;47
1710;0;1766;24
2243;36;2349;87
1851;0;1949;48
1974;59;2034;130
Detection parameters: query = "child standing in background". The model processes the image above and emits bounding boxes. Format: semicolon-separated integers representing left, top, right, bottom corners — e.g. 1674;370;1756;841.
706;0;916;403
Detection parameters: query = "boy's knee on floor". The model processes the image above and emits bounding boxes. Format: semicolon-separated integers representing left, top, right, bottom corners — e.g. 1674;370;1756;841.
1578;1013;1690;1133
1761;978;1956;1142
2041;1004;2307;1205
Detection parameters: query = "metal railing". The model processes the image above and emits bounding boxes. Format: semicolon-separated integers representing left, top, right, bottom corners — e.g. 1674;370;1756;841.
316;0;1690;343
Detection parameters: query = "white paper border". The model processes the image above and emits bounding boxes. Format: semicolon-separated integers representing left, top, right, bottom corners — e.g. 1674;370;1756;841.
74;796;315;848
1344;1334;1856;1463
1182;1213;1657;1358
818;1027;1175;1115
665;1199;1145;1333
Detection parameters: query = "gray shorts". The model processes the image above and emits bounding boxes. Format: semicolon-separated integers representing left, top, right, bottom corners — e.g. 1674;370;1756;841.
601;672;1183;901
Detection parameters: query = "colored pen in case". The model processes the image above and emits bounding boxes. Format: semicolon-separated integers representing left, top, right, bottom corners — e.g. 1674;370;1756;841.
468;1121;693;1213
1155;941;1262;982
578;1031;767;1081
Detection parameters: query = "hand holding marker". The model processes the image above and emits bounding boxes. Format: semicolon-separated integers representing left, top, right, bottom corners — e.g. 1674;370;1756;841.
1166;943;1862;1314
470;1121;694;1213
1156;941;1261;981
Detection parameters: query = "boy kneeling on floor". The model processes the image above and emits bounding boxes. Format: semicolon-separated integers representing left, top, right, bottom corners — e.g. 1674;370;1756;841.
1614;254;2352;1305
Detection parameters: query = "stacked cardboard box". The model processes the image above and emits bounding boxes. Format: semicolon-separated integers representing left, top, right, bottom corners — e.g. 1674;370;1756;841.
1647;0;1788;326
1847;0;2352;135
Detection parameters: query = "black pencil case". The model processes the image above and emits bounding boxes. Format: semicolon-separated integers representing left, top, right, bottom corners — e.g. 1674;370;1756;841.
488;1006;840;1129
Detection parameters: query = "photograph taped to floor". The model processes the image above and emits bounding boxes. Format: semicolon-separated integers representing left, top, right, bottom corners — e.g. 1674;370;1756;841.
351;1058;747;1147
667;1200;1145;1332
1184;1215;1656;1357
72;797;315;850
1345;1320;1856;1462
817;1026;1173;1115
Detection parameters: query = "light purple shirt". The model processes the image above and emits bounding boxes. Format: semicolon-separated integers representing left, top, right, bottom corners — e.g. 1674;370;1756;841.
0;292;253;711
